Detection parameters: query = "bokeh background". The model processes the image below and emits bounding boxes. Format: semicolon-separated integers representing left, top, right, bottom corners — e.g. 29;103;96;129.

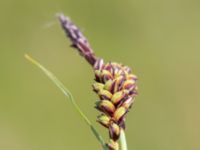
0;0;200;150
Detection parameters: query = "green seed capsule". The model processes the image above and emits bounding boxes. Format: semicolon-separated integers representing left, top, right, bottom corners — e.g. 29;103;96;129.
122;97;134;109
113;107;126;122
95;70;101;78
111;91;125;104
104;79;113;91
93;82;104;92
107;139;119;150
98;100;115;114
97;114;111;127
113;76;124;93
126;74;137;80
101;70;113;82
123;80;135;90
109;123;120;141
98;89;112;100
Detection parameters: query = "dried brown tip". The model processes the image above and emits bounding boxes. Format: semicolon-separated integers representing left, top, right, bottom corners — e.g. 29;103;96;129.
58;14;97;66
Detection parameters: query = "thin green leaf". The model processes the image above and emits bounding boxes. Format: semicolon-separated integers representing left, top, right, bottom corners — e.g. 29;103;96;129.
25;54;108;150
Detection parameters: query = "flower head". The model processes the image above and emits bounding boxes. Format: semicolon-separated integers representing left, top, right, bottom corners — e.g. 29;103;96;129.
59;14;138;150
93;59;138;146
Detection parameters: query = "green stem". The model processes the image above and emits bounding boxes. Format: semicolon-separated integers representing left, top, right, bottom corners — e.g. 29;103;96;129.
25;54;108;150
120;129;128;150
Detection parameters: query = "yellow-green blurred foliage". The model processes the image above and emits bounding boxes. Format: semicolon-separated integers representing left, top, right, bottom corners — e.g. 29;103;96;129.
0;0;200;150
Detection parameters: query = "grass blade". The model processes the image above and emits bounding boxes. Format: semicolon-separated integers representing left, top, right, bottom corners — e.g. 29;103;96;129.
25;54;107;150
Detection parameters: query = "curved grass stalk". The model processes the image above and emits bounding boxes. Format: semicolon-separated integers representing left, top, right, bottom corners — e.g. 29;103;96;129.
25;54;108;150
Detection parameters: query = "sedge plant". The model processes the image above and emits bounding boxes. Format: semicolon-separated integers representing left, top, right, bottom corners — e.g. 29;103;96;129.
25;14;138;150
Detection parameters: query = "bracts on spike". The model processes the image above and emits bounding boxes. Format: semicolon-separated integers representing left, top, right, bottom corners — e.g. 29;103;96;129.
58;14;138;150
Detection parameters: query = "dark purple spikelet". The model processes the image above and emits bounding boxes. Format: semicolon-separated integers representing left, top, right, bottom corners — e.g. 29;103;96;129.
58;14;138;150
58;14;97;66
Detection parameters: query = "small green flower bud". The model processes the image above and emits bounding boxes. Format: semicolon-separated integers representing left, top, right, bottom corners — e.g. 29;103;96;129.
98;89;112;100
97;100;115;115
113;76;124;93
123;80;135;91
113;107;127;122
111;91;126;104
109;123;120;141
97;114;111;128
126;74;137;80
122;97;134;109
95;70;101;78
101;70;113;82
104;80;113;91
107;139;119;150
93;82;104;92
114;69;123;78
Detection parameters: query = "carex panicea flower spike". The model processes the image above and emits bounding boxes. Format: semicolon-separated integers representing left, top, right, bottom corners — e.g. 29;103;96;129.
59;14;138;150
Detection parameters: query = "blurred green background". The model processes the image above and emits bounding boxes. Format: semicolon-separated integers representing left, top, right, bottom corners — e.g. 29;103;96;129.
0;0;200;150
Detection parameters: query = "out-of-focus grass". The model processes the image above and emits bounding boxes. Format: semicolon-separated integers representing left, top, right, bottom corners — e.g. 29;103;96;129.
0;0;200;150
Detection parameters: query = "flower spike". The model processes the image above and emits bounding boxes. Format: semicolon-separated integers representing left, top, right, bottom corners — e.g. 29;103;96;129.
59;14;138;150
58;14;97;66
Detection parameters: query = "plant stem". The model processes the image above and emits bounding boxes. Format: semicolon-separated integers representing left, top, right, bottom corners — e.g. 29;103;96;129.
120;129;128;150
25;54;108;150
